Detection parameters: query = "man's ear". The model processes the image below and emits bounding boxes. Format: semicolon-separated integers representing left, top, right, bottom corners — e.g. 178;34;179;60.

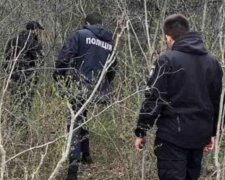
86;21;90;25
165;35;172;42
165;35;175;47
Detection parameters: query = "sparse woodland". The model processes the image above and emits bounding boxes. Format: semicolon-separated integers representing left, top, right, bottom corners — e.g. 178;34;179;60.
0;0;225;179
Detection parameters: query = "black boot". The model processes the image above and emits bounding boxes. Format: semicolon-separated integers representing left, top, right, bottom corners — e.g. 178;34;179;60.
81;154;93;164
66;160;79;180
81;138;93;164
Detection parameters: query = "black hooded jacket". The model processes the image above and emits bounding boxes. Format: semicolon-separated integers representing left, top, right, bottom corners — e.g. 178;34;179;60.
4;31;43;80
54;25;117;90
135;32;223;148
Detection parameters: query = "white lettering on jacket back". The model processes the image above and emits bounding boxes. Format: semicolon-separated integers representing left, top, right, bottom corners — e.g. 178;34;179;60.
86;37;112;51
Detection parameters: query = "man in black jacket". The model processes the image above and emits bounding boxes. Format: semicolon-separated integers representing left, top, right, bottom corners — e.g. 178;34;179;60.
5;21;44;80
134;14;223;180
4;21;44;119
54;13;117;180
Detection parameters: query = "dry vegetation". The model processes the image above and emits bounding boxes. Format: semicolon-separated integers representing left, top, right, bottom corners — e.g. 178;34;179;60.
0;0;225;179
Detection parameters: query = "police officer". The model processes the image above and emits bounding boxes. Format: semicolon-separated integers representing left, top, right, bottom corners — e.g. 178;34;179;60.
4;21;44;120
134;14;223;180
54;13;117;180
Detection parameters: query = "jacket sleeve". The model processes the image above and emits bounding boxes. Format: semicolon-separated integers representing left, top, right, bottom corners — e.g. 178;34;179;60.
53;32;79;81
135;56;170;138
105;55;117;83
3;39;12;70
4;39;12;61
211;60;223;136
34;42;45;59
3;38;18;73
27;40;45;63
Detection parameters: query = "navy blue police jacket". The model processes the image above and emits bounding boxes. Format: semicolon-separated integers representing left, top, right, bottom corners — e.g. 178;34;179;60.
135;32;223;148
54;25;117;93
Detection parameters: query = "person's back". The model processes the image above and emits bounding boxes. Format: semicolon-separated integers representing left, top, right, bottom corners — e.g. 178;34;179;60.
134;14;223;180
3;21;44;128
61;25;114;82
4;21;44;81
155;32;222;148
54;13;117;180
55;18;116;95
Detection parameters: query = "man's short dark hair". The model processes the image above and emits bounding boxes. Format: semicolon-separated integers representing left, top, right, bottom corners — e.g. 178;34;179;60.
85;13;102;25
163;14;189;40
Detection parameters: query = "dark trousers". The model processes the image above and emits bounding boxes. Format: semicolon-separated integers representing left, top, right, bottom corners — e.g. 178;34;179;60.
66;96;90;180
69;96;90;162
154;138;203;180
65;80;110;180
67;81;110;162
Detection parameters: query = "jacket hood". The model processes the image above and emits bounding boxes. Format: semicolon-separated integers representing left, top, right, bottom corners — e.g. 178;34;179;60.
84;25;113;42
172;32;208;55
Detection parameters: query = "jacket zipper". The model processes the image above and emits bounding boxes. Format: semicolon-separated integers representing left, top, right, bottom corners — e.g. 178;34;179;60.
177;115;181;132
